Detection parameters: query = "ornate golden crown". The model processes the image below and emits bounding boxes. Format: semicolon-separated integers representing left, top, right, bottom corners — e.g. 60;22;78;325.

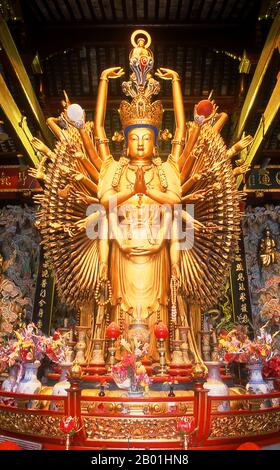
119;94;163;131
119;30;163;134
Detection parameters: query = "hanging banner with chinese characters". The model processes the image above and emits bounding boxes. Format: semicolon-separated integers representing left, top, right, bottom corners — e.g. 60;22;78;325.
32;248;55;335
230;236;253;334
245;166;280;192
0;165;42;192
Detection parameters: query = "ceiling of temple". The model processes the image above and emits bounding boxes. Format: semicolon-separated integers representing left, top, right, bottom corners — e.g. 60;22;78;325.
0;0;279;194
23;0;258;23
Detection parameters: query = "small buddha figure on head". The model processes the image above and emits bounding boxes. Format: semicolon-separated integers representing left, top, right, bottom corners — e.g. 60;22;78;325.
129;30;153;62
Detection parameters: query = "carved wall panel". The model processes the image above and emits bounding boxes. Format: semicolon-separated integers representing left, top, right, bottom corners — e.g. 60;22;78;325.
242;205;280;341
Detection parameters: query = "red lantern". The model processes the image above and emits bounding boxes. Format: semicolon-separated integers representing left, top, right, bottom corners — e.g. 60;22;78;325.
196;99;213;118
154;322;169;340
106;322;121;340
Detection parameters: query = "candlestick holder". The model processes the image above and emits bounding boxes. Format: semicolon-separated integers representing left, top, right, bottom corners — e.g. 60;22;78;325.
154;322;169;375
68;360;83;390
105;322;120;373
107;338;117;373
74;326;89;364
199;330;211;361
156;338;167;375
179;326;191;364
91;338;105;365
210;328;219;361
170;338;184;366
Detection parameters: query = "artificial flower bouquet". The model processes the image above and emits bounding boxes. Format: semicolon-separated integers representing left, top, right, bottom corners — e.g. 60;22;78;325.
0;323;46;368
218;326;273;364
45;330;70;363
0;323;69;371
112;338;150;392
262;355;280;379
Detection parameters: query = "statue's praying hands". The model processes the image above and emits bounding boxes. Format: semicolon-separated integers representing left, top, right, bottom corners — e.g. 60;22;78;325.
134;167;147;194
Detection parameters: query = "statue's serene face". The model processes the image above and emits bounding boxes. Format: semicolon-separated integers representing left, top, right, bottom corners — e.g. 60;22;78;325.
127;128;154;159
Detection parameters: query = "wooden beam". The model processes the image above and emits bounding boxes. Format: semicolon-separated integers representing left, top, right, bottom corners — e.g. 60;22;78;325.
44;95;236;115
261;149;280;158
237;72;280;188
29;23;251;58
0;74;39;167
0;11;52;145
235;10;280;139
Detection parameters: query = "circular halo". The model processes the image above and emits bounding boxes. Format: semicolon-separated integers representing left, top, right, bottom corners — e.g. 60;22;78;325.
131;30;151;49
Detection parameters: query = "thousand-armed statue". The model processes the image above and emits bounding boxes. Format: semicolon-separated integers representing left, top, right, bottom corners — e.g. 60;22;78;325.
32;30;252;366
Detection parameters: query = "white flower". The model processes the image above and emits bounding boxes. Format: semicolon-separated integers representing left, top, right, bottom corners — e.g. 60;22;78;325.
120;338;131;353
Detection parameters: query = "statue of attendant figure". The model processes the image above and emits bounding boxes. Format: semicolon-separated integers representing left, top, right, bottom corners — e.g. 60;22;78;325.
259;228;277;267
0;251;27;334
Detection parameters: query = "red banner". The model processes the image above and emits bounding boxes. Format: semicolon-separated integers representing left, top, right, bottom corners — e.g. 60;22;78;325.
0;166;42;192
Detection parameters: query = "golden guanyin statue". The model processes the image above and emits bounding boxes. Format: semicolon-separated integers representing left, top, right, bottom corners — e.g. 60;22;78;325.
33;30;252;365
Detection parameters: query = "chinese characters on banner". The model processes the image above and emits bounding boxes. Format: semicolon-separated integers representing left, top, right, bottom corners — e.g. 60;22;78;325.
230;236;253;334
32;248;55;335
0;166;42;192
245;167;280;192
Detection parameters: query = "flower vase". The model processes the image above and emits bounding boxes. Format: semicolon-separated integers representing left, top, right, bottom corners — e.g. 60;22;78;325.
128;381;145;397
273;378;280;392
17;362;41;395
246;362;269;394
246;362;271;409
264;378;280;407
17;362;41;408
2;366;18;392
203;361;229;411
51;362;72;411
52;363;71;396
112;374;131;390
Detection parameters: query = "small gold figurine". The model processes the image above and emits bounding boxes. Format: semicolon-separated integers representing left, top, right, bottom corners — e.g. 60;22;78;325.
259;228;276;267
112;130;124;142
160;128;173;142
129;30;153;61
